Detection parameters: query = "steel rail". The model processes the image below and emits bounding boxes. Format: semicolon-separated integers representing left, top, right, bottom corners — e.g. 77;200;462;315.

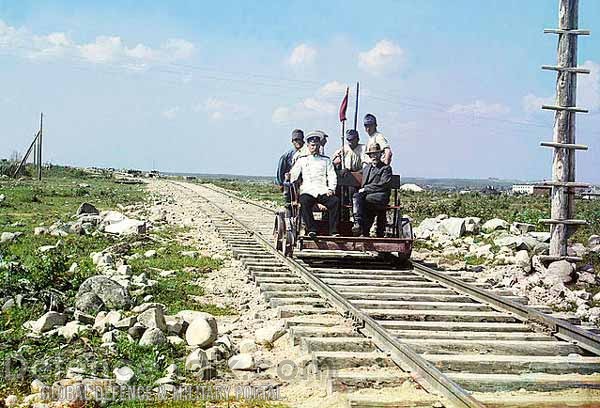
192;180;600;357
412;261;600;356
169;180;484;408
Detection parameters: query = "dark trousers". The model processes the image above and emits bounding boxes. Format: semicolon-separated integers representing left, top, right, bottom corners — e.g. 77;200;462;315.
299;193;339;235
353;192;387;237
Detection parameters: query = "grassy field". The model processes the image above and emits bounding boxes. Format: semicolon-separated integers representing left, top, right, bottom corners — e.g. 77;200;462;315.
0;166;235;400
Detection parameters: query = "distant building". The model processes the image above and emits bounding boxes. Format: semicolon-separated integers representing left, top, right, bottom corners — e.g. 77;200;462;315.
512;184;550;196
580;186;600;200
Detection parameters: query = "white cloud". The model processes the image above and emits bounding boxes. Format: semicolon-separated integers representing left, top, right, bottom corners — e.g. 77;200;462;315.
358;40;405;76
195;97;250;121
287;43;316;67
317;81;348;98
447;100;510;116
579;60;600;111
522;93;554;113
0;19;195;68
162;106;180;120
272;82;342;124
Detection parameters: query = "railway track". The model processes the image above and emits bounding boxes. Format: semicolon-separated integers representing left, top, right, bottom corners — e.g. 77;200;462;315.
167;180;600;408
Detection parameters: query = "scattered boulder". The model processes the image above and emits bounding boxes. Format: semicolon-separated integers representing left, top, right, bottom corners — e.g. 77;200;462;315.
5;395;18;408
185;348;208;371
185;313;218;348
228;353;255;371
128;324;146;340
34;227;49;236
113;366;135;385
528;232;551;243
546;260;574;284
58;321;87;341
144;250;157;258
511;222;535;235
105;218;147;235
77;276;131;310
139;327;167;346
239;339;257;354
117;265;132;276
165;315;186;335
168;336;185;346
0;232;18;244
93;310;122;333
137;307;167;331
76;203;99;216
75;292;105;315
439;217;466;238
493;234;521;250
482;218;509;233
114;316;137;330
514;250;531;273
578;271;597;285
588;235;600;248
568;243;588;258
32;312;67;333
464;217;481;234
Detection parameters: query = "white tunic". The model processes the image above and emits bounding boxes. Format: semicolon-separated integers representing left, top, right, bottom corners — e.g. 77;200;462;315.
290;154;337;198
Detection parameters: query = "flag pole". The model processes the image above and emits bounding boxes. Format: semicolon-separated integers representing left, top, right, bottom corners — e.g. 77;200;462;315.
353;82;359;131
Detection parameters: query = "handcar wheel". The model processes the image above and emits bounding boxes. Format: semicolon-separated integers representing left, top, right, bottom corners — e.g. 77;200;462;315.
273;211;285;251
282;230;294;257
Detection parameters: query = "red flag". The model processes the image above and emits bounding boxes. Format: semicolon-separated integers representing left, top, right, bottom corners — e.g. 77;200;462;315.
339;87;349;122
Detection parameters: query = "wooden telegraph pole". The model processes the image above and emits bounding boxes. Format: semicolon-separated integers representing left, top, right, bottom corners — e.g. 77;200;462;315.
37;112;43;180
539;0;590;262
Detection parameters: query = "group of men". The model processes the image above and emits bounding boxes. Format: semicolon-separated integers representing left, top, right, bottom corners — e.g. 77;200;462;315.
276;113;394;238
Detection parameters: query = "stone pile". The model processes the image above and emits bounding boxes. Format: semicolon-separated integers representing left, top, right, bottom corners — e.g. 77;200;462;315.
413;214;600;325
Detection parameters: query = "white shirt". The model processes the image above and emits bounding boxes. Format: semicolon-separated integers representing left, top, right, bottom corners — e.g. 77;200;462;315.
290;154;337;198
292;145;310;164
366;132;392;164
333;143;366;171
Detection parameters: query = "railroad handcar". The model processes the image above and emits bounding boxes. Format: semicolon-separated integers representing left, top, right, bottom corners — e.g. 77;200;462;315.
273;171;413;263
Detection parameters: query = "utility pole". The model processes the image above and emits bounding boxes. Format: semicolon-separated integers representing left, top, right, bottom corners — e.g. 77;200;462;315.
539;0;590;262
37;112;43;180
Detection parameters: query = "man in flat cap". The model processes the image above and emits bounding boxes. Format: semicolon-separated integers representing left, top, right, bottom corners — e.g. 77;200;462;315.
289;131;339;237
276;129;306;189
332;129;366;172
363;114;392;165
352;143;392;237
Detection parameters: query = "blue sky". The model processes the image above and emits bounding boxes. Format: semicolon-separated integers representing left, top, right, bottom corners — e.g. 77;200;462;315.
1;0;599;182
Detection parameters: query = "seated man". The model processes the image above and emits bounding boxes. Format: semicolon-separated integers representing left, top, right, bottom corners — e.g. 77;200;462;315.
352;143;392;237
289;131;339;237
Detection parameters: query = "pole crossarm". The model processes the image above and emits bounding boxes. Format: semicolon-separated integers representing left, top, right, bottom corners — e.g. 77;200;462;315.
539;181;590;188
539;218;588;226
544;28;590;35
541;65;590;74
542;104;588;113
540;141;588;150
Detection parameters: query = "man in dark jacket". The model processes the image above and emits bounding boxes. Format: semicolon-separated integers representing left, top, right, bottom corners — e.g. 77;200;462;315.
352;143;392;237
276;129;305;203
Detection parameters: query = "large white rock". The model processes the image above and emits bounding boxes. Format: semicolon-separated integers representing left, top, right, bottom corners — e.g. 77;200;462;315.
255;323;286;345
1;232;18;243
546;260;574;284
464;217;481;234
493;234;522;250
137;308;167;331
185;313;218;348
528;231;551;243
113;366;135;384
482;218;510;233
105;218;146;235
5;395;18;408
32;312;67;333
514;250;531;273
185;348;208;371
139;327;167;346
58;321;87;341
228;353;255;371
439;217;466;238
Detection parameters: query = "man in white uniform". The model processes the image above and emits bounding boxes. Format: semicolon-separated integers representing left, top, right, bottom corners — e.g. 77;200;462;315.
363;114;392;165
289;131;339;237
